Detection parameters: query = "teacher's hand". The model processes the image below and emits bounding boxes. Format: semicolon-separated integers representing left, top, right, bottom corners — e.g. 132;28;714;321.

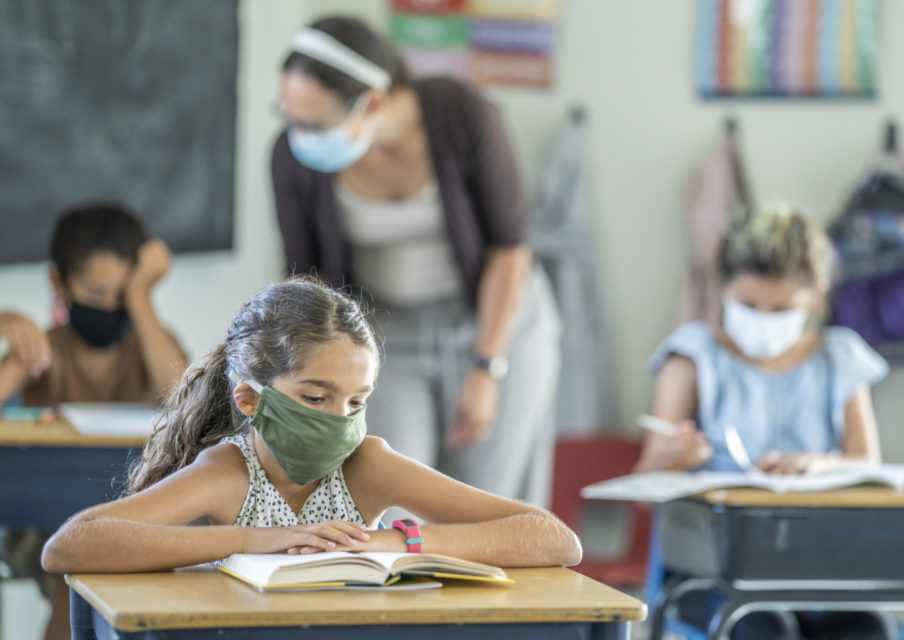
446;369;500;449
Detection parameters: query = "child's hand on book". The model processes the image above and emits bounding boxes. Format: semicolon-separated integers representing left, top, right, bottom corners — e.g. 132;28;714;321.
243;520;370;555
635;420;713;472
756;451;839;475
0;311;51;377
289;527;408;556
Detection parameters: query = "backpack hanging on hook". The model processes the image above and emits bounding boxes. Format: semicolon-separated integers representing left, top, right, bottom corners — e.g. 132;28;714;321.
829;119;904;356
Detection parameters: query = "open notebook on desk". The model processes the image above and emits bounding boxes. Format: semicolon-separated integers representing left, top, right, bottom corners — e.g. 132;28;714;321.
58;403;157;438
220;551;512;592
581;465;904;503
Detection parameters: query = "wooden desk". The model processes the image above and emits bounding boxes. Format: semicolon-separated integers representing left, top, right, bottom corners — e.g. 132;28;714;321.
701;485;904;508
649;488;904;639
67;567;647;639
0;420;143;530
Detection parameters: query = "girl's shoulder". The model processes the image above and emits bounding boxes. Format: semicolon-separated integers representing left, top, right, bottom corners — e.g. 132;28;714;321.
821;325;889;386
193;436;252;482
342;435;407;488
649;321;719;375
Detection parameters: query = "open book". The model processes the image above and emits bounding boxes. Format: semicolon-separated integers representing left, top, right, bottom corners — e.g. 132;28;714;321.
220;551;512;592
581;465;904;504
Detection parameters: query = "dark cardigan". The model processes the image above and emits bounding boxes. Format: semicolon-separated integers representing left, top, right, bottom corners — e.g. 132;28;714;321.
270;77;528;305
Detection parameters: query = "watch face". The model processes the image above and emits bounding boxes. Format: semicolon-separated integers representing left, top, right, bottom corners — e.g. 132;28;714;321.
489;357;509;379
402;519;415;527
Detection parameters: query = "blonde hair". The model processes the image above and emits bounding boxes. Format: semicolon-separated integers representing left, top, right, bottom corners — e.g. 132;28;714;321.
718;205;835;291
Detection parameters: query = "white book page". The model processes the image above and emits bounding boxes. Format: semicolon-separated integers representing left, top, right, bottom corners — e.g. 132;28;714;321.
223;552;356;585
60;403;157;437
581;471;758;503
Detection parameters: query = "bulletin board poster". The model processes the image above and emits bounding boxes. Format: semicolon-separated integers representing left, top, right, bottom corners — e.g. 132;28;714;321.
389;0;558;88
696;0;878;98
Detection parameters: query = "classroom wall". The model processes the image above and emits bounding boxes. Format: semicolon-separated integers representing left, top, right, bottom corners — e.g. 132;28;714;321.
1;0;902;460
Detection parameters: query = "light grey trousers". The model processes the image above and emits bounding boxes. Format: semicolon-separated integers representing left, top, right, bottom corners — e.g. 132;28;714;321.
365;266;562;508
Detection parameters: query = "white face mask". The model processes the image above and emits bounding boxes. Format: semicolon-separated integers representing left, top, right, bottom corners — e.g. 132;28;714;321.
722;297;808;360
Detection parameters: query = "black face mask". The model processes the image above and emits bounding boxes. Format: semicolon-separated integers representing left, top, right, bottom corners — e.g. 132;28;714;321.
68;302;131;348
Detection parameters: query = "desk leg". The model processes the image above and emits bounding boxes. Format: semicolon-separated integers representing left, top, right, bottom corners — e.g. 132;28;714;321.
648;576;721;640
591;620;631;640
70;588;97;640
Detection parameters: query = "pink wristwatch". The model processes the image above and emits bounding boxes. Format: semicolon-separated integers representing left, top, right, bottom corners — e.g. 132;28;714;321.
392;518;423;553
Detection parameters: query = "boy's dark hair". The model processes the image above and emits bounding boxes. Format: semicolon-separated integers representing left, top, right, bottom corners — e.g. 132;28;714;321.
50;204;148;282
282;16;410;103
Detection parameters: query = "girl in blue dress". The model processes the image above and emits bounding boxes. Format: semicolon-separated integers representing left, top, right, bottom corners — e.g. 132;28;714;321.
637;206;887;476
637;205;891;640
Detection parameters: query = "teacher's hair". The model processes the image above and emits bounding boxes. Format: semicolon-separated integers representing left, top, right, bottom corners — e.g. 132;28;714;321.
282;16;410;101
126;277;379;494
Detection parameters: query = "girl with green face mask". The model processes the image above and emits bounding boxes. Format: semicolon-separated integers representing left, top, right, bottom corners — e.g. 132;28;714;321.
42;278;582;575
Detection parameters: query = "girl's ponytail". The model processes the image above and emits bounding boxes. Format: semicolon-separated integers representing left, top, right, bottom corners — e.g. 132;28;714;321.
127;342;242;494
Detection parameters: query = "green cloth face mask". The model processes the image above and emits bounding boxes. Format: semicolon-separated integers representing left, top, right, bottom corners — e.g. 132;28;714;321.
229;370;366;485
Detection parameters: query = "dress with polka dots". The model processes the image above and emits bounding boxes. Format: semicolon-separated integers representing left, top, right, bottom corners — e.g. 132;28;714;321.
208;433;366;566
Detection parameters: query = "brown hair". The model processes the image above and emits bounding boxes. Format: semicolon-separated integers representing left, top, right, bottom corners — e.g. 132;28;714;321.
718;204;835;291
127;277;379;494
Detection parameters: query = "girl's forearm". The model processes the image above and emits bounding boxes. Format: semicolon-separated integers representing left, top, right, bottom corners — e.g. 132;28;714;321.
42;518;246;574
421;511;581;568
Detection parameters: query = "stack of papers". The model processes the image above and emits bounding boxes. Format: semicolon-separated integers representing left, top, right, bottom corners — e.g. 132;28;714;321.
59;403;157;438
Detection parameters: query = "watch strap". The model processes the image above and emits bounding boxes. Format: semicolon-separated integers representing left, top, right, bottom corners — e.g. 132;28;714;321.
391;518;423;553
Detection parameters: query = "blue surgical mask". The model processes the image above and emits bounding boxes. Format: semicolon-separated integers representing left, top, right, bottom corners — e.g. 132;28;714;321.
286;94;373;173
288;126;372;173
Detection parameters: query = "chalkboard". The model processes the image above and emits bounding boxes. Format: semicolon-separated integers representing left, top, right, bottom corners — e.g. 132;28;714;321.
0;0;238;265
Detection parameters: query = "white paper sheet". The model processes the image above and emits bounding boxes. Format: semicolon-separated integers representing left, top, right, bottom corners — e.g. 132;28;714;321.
59;403;157;437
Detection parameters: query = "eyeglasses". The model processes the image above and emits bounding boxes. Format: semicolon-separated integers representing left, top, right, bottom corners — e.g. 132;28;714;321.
273;92;369;133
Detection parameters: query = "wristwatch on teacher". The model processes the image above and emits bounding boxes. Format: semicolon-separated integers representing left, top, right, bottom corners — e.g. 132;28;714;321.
473;353;509;380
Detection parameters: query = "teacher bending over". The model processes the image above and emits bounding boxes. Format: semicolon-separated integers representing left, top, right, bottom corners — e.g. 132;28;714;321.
270;17;560;506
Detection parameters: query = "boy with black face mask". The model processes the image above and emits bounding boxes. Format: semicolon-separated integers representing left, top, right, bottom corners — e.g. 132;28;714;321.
0;203;187;406
0;203;187;640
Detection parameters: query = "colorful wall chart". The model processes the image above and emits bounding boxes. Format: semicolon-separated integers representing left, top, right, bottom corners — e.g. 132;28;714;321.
696;0;878;98
390;0;558;88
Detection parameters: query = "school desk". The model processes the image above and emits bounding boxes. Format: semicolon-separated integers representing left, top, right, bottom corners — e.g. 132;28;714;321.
0;420;143;530
67;567;647;639
647;487;904;640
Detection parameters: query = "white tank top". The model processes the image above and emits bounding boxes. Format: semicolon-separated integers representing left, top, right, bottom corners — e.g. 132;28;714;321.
335;179;463;306
206;433;366;566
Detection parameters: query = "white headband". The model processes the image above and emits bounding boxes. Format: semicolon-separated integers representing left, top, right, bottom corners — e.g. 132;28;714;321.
290;28;391;91
228;369;263;394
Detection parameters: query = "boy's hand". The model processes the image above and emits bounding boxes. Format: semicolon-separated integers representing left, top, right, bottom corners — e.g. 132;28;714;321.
129;239;172;295
0;312;51;377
